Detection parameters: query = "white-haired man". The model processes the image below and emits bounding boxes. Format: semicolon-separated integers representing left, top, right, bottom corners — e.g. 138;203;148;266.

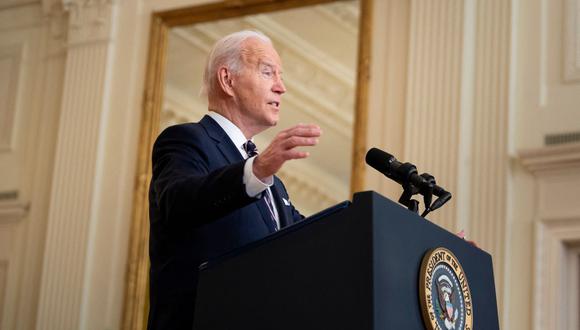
148;30;321;329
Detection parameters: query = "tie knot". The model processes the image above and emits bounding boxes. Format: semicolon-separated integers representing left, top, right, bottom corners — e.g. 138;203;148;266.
243;140;258;157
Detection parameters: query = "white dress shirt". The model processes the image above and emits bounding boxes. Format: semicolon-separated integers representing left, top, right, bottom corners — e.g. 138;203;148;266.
207;111;280;227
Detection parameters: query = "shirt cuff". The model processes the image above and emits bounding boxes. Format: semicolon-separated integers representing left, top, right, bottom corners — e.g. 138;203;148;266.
243;156;273;197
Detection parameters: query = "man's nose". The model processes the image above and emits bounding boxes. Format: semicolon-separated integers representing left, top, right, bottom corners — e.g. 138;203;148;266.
272;76;286;94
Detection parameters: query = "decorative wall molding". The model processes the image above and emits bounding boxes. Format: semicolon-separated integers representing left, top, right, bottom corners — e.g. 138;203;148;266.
35;1;116;328
314;1;359;35
519;142;580;173
0;42;24;152
466;0;511;313
518;141;580;330
62;0;114;46
0;200;29;223
0;4;67;329
564;0;580;82
0;191;23;226
404;0;511;315
405;0;465;229
0;0;38;10
43;1;68;56
533;216;580;330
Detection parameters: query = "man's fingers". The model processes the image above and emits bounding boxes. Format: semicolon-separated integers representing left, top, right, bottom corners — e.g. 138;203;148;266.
283;124;322;138
282;136;319;149
285;149;310;160
255;124;321;178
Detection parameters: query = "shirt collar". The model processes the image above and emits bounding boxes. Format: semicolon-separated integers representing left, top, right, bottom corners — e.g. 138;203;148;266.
207;111;251;159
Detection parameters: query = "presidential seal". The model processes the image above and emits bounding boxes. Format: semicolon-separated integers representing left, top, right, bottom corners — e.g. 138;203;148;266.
419;247;473;330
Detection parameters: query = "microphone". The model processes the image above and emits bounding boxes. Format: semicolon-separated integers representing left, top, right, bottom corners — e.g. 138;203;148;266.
365;148;451;213
366;148;422;188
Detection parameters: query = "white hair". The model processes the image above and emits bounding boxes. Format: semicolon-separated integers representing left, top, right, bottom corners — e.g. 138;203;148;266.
202;30;272;99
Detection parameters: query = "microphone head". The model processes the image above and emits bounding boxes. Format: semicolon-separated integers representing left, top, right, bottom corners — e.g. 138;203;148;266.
365;148;395;171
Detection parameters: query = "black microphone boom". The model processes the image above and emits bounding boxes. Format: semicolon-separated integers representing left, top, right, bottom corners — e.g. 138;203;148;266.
365;148;452;215
366;148;421;188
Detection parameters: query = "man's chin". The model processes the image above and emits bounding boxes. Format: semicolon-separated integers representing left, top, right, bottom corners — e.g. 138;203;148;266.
269;115;279;126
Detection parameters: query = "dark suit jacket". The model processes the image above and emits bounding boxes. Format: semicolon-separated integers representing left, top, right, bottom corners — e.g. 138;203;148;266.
147;115;304;330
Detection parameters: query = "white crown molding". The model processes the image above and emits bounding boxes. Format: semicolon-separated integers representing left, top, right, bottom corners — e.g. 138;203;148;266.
564;0;580;82
62;0;115;46
518;142;580;174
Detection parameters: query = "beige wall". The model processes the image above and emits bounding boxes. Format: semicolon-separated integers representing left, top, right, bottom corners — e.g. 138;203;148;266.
0;2;65;329
0;0;579;329
506;0;580;329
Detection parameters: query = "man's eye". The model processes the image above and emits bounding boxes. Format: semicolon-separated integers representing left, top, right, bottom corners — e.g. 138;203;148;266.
262;70;273;77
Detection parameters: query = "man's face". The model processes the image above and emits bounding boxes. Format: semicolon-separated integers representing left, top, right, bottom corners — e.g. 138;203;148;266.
231;39;286;134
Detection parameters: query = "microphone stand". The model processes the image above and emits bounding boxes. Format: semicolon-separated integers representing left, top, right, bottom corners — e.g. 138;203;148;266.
397;173;449;218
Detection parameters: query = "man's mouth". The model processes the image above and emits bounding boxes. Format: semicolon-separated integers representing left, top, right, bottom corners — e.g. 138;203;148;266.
268;101;280;108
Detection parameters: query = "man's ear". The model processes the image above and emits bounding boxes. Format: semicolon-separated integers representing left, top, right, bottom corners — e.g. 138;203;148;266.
217;67;235;97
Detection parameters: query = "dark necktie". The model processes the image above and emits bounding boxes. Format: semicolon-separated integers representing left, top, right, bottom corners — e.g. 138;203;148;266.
243;140;259;157
243;140;278;231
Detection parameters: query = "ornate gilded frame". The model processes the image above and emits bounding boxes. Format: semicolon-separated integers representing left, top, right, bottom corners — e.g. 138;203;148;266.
121;0;372;328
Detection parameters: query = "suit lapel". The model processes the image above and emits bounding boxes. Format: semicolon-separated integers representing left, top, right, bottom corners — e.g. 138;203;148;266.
200;115;243;164
270;179;292;228
199;115;277;233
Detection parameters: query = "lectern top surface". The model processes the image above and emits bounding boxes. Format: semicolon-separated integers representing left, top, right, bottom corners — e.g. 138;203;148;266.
198;200;351;270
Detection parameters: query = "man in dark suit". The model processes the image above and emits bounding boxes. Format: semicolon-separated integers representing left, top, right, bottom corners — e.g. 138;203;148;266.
147;31;322;329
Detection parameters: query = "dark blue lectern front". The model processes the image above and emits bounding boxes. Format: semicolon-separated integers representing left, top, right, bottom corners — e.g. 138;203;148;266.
193;191;499;329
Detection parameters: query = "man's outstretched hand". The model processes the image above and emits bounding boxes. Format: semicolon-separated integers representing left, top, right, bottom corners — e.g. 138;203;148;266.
253;123;321;181
457;230;478;247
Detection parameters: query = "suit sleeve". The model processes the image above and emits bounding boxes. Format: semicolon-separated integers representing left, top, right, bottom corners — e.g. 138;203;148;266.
150;125;257;226
290;203;305;223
